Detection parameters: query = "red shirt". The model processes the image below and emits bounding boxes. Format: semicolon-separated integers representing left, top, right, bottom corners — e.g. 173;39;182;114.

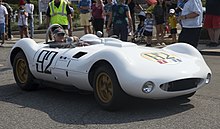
92;4;104;19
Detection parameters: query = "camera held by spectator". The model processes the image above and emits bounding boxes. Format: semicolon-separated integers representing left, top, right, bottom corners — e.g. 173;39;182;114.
175;0;188;13
175;6;183;13
20;9;25;14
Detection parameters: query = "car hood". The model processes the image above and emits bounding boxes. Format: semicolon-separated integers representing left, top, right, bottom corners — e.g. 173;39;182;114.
116;45;210;80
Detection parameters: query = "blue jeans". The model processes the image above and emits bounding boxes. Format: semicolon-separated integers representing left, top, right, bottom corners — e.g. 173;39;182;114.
28;14;34;38
113;24;128;41
0;23;5;34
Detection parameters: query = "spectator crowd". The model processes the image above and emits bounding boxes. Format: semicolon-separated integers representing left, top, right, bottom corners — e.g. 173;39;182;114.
0;0;220;48
77;0;210;48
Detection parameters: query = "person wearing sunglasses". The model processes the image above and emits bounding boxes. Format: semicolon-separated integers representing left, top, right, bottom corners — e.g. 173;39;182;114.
49;27;77;48
53;27;66;42
51;27;90;48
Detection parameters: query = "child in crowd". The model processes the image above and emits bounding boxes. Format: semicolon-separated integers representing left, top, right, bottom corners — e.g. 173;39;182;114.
18;5;28;39
134;11;146;37
167;9;177;43
132;11;154;46
143;12;154;46
131;11;146;43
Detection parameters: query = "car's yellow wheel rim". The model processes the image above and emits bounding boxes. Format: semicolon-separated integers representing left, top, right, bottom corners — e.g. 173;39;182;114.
16;58;28;84
96;72;113;103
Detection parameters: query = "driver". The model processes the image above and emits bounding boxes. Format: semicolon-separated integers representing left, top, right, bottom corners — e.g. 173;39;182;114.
53;28;65;42
53;27;78;42
49;27;79;48
50;27;90;48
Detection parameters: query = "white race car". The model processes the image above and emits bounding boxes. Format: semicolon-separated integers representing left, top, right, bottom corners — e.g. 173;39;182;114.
9;25;212;110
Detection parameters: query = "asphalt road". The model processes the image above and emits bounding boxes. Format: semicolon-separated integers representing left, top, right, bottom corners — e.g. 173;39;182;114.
0;36;220;129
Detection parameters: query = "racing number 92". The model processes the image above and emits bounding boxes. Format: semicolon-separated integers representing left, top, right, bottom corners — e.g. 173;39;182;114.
36;50;58;74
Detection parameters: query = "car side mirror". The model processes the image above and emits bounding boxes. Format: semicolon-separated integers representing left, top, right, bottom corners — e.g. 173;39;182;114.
96;31;103;37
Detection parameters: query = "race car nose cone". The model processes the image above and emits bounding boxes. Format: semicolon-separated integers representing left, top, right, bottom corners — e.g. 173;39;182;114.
142;81;155;93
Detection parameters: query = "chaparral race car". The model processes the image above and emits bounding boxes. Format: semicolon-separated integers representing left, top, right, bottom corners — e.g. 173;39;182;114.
9;25;212;110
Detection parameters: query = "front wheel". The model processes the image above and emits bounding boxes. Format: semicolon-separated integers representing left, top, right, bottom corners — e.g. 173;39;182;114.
13;51;38;90
93;64;128;111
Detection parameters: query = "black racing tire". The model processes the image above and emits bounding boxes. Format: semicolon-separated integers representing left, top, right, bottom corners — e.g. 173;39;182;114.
13;51;38;90
93;64;128;111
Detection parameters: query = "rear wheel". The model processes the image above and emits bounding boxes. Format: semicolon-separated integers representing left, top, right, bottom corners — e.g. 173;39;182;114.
93;64;127;111
13;51;38;90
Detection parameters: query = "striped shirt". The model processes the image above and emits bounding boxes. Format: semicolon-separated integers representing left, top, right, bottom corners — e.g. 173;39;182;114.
143;18;154;32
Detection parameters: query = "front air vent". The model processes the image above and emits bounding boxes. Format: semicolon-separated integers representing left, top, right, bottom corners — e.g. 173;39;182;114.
72;52;87;58
160;78;202;92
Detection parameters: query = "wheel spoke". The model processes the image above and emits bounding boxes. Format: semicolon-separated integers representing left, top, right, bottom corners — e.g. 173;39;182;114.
16;59;28;83
20;67;25;75
99;85;106;92
103;75;108;82
20;61;25;68
96;72;113;103
18;67;22;74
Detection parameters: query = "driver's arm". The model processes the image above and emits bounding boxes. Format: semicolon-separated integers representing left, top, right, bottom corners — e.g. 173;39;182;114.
72;36;79;42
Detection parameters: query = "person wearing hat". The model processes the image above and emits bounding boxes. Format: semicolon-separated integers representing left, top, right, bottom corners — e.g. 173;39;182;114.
19;0;25;6
50;27;81;48
168;8;177;43
53;27;66;42
49;27;71;48
53;27;79;43
18;5;28;39
131;10;146;42
137;11;146;26
143;12;154;46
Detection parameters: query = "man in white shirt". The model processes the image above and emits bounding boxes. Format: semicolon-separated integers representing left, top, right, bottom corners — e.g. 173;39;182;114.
178;0;203;48
2;2;12;40
25;0;34;39
0;0;8;46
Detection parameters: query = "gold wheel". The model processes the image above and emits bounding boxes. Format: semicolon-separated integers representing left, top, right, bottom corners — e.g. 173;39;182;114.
15;58;28;84
93;64;128;110
96;72;113;103
13;51;38;90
